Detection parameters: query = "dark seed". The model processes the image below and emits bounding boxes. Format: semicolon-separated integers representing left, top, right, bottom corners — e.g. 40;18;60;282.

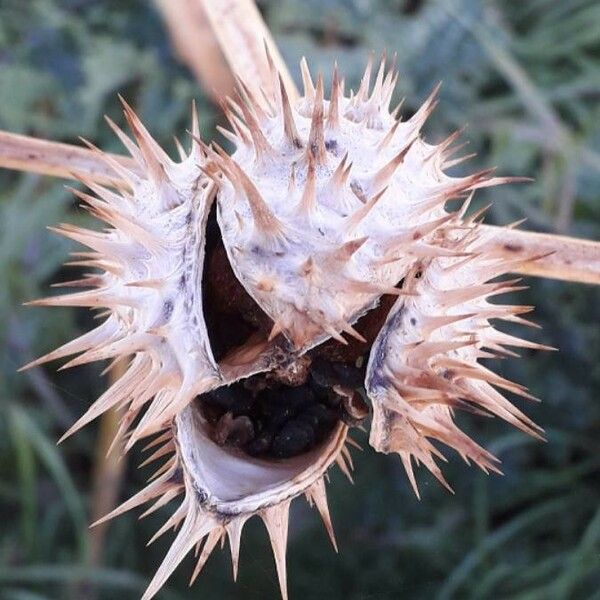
310;357;339;388
202;386;236;412
296;411;320;432
227;415;255;446
213;413;255;446
334;385;370;426
271;422;313;458
245;428;275;456
282;384;315;411
331;361;366;388
311;357;365;389
304;403;338;435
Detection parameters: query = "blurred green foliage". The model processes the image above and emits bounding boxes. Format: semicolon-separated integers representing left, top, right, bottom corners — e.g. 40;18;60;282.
1;0;599;598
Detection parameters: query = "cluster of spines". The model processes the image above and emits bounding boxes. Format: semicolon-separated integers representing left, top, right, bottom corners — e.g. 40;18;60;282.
90;424;355;600
19;51;552;600
366;206;553;495
211;52;527;355
21;100;221;449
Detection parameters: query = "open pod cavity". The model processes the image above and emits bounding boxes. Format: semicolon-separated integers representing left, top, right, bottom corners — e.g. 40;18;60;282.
21;52;552;600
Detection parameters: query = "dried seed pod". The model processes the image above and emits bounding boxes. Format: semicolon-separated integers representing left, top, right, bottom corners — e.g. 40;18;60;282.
21;53;551;600
23;100;222;447
365;242;546;497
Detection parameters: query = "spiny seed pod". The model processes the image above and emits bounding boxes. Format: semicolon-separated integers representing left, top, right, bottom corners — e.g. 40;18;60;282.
21;54;552;600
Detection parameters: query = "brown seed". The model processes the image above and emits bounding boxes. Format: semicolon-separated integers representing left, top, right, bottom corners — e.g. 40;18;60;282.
333;385;370;425
213;412;255;447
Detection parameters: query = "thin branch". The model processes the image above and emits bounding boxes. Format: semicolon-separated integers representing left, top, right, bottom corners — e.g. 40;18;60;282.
197;0;298;102
87;362;128;574
154;0;235;101
482;226;600;285
0;131;137;186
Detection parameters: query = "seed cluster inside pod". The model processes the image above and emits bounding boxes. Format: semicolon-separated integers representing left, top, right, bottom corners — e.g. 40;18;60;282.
199;201;370;462
197;357;368;459
20;50;552;600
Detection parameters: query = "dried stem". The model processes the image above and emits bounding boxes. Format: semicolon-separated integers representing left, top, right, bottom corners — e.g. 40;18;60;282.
87;361;128;570
482;226;600;285
197;0;298;102
0;130;137;185
154;0;235;101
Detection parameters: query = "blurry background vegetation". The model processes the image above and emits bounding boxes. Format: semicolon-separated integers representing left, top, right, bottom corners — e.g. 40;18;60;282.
1;0;599;598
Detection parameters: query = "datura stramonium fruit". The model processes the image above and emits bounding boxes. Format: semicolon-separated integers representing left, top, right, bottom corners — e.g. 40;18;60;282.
22;55;553;599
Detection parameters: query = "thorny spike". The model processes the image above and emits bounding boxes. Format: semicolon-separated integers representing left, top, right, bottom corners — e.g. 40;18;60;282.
390;97;405;120
262;501;291;600
189;528;223;585
279;75;301;148
356;52;374;102
400;452;421;499
19;319;117;372
215;146;283;236
370;51;387;103
235;74;269;123
226;516;249;581
236;93;274;159
299;154;317;214
330;236;369;262
323;324;349;345
346;186;388;231
445;152;477;169
327;62;341;130
306;478;338;552
335;450;354;483
306;74;326;164
190;99;202;157
263;39;279;93
372;137;417;190
410;81;442;130
340;321;367;343
329;152;351;189
268;320;285;341
376;119;401;151
118;95;171;165
104;115;143;164
141;509;218;600
300;57;315;99
217;125;240;148
119;96;169;185
172;135;187;161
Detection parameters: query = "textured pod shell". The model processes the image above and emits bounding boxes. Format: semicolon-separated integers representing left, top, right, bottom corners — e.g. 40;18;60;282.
22;54;551;600
24;102;221;445
214;59;513;353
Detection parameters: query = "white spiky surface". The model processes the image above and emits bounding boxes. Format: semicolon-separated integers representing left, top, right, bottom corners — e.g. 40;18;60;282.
25;104;222;448
365;224;546;495
214;59;513;351
21;55;551;600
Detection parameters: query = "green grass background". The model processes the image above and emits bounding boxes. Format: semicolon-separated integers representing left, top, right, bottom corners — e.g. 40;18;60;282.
1;1;599;598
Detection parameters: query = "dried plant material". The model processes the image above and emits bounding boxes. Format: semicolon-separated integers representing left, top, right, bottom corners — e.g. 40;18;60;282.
154;0;235;101
182;0;298;103
20;54;563;599
0;130;138;185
